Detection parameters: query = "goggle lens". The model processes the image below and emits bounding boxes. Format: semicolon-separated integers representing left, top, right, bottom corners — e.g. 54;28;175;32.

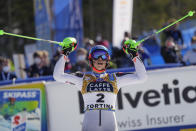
92;50;108;60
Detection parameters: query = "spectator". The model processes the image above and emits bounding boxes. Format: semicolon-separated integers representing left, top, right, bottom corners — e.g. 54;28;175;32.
95;33;110;48
183;36;196;65
95;33;103;44
84;38;95;51
0;57;17;81
41;50;53;75
27;51;51;77
166;19;184;47
111;32;133;68
27;51;42;77
41;50;50;67
71;48;91;72
160;37;180;63
160;19;184;59
111;47;131;68
121;31;131;47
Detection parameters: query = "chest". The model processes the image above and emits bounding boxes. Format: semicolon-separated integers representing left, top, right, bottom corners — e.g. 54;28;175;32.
81;74;118;94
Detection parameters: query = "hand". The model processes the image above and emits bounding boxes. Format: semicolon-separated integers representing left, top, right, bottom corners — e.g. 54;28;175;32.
60;37;77;56
62;46;73;56
123;39;138;59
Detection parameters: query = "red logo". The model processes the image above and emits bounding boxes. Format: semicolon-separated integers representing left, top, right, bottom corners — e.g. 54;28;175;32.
13;115;20;125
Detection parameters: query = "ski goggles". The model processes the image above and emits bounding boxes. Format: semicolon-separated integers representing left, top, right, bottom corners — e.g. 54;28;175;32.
91;50;109;60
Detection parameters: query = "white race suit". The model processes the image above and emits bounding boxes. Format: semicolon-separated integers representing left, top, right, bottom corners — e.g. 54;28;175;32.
53;55;147;131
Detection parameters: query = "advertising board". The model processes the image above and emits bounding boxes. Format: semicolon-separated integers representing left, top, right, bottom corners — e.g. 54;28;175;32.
0;83;47;131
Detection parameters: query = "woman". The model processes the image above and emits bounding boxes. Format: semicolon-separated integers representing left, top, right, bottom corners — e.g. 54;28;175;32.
53;38;147;131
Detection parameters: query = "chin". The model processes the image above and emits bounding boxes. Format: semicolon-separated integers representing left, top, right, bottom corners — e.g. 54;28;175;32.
97;66;105;70
94;66;104;70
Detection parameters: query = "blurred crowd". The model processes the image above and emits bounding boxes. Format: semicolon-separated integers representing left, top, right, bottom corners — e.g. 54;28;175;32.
0;57;17;81
160;19;196;65
1;19;196;82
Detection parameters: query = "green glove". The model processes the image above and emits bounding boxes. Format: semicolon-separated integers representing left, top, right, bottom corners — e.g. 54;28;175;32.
60;37;77;56
123;39;138;59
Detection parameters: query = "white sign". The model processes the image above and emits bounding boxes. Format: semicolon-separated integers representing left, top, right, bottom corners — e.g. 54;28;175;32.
13;54;27;79
24;44;37;66
116;66;196;130
45;82;83;131
11;112;27;131
45;66;196;131
112;0;133;47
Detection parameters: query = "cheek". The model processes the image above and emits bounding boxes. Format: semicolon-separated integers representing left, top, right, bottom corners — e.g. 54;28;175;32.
93;61;98;66
102;61;107;64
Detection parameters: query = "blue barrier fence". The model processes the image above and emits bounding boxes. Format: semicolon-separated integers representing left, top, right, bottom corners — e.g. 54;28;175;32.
0;63;183;86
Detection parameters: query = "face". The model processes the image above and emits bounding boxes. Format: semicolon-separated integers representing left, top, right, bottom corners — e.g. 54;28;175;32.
93;57;107;72
34;57;41;65
91;49;109;72
77;52;86;62
2;59;10;72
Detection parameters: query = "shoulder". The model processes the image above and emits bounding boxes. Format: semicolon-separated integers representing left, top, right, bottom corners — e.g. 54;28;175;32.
0;72;2;79
115;72;133;77
30;64;37;69
10;73;17;79
71;71;84;78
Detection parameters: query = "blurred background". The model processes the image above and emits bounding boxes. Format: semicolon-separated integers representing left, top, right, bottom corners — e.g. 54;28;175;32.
0;0;196;80
1;1;196;131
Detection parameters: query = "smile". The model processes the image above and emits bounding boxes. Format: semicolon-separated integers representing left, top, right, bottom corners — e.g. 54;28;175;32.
98;62;103;65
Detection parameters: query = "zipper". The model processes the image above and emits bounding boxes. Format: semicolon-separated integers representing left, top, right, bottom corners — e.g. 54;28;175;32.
99;110;101;126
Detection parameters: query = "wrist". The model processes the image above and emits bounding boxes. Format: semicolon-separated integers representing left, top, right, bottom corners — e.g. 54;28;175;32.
63;55;69;62
132;56;138;62
129;51;138;59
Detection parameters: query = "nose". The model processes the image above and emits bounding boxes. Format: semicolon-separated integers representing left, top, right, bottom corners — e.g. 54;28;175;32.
98;57;103;61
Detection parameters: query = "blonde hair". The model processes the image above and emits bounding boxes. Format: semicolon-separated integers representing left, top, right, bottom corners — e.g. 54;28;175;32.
192;36;196;43
77;48;87;55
